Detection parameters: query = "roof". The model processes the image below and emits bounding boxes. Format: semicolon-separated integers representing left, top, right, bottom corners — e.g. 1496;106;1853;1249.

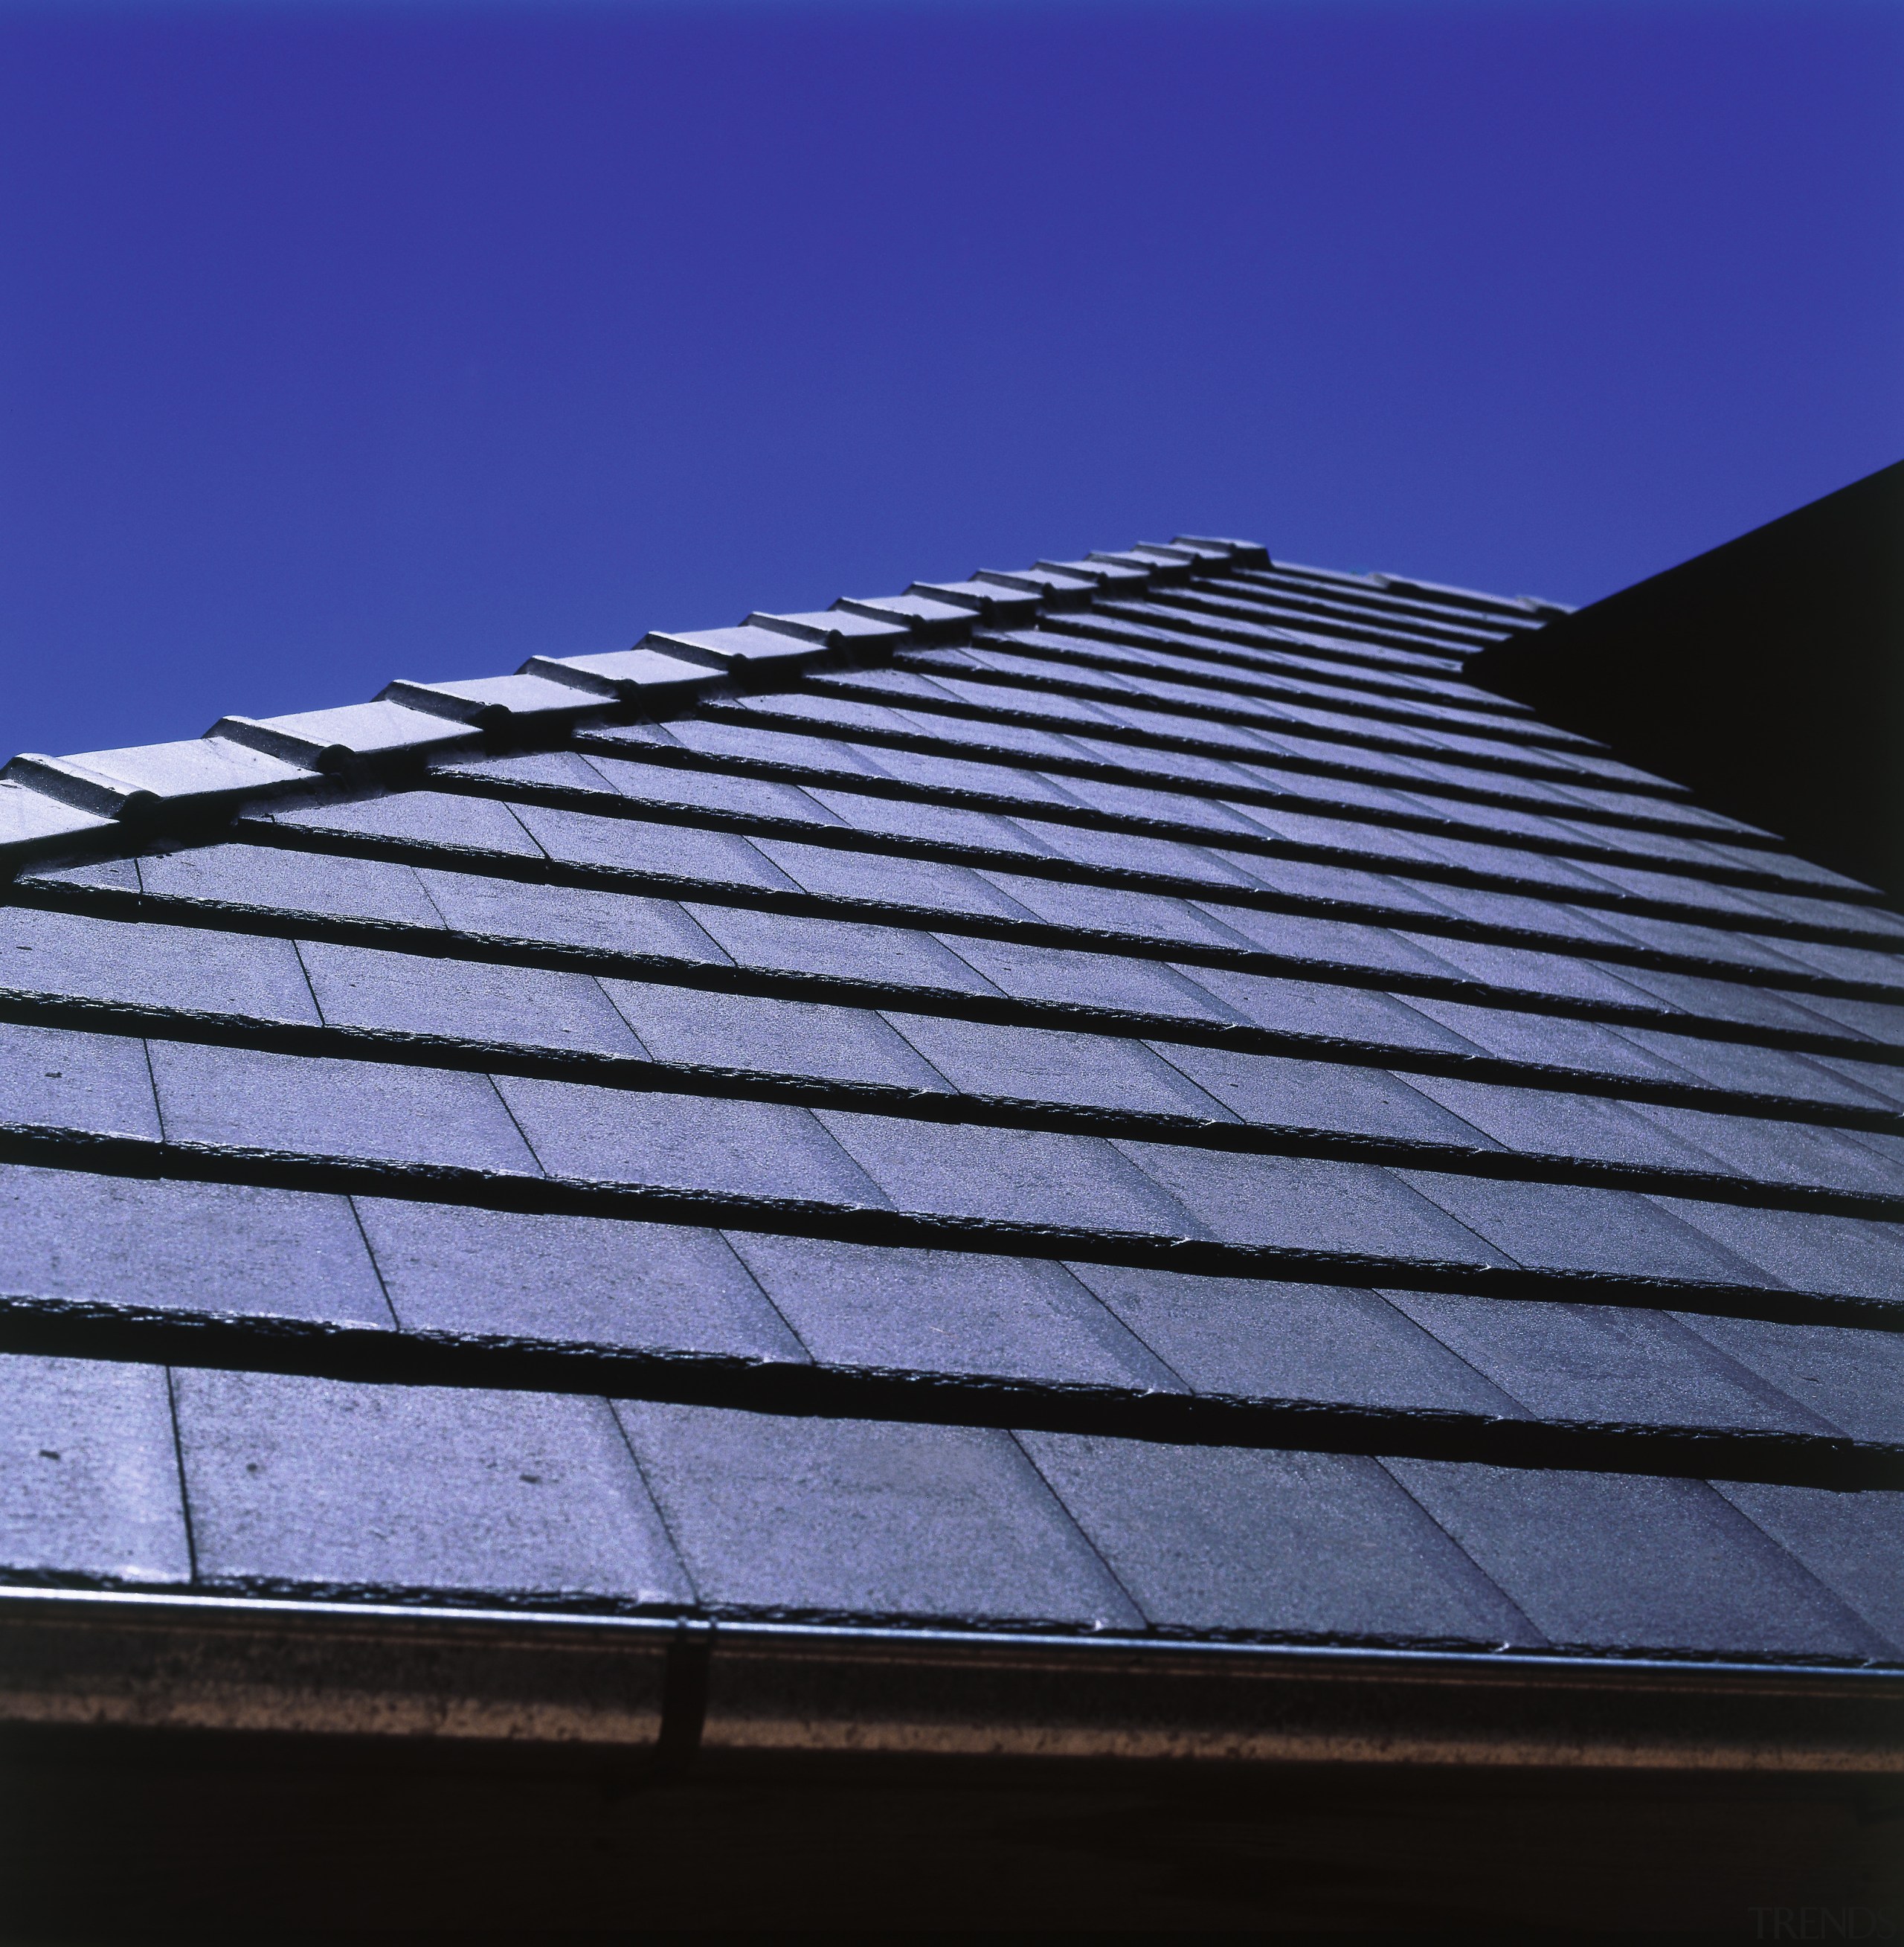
1;534;1902;1767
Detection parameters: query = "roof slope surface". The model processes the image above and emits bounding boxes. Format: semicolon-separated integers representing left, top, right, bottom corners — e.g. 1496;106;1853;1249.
1;541;1902;1673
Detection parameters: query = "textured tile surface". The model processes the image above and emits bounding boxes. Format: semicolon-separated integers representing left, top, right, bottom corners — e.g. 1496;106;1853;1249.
725;1234;1177;1388
1021;1434;1538;1645
0;1354;190;1584
617;1400;1142;1626
0;537;1897;1676
358;1199;805;1360
177;1368;690;1604
1386;1460;1883;1658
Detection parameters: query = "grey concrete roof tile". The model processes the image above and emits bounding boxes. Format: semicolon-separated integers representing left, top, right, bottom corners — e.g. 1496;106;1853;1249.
511;803;796;893
745;608;912;648
1675;1311;1904;1444
1630;1101;1904;1198
0;779;116;849
659;716;892;777
836;593;976;634
1191;903;1461;979
742;689;930;742
685;904;1000;994
1808;1052;1904;1110
1616;1030;1893;1111
152;1043;539;1175
1115;1146;1508;1266
0;1165;390;1327
530;645;729;695
724;1234;1180;1390
379;672;618;727
977;566;1099;599
7;736;316;813
176;1368;689;1605
300;939;643;1056
1396;936;1660;1008
1219;852;1458;918
884;1013;1233;1120
1398;1075;1711;1173
1238;801;1438;860
643;624;832;672
0;904;320;1026
616;1400;1141;1626
356;1199;804;1362
1041;556;1151;589
138;840;446;931
1711;1481;1904;1654
1382;1292;1824;1435
604;981;951;1091
843;741;1081;803
1598;965;1856;1040
800;787;1049;855
753;837;1039;919
579;755;843;828
259;788;544;858
1020;1435;1537;1646
1404;883;1638;947
426;749;608;794
881;709;1103;767
939;936;1241;1023
1397;1174;1762;1284
213;700;478;764
1151;1043;1490;1148
1065;738;1265;795
1789;991;1904;1046
910;578;1045;620
0;1021;159;1141
988;875;1254;950
1647;1198;1904;1304
1589;918;1824;985
497;1078;884;1206
16;855;142;894
1058;775;1266;834
418;869;732;965
1171;965;1479;1054
1399;837;1621;902
0;1354;190;1586
1386;1460;1885;1659
1067;1263;1519;1415
1022;820;1259;889
1400;997;1688;1083
816;1112;1196;1237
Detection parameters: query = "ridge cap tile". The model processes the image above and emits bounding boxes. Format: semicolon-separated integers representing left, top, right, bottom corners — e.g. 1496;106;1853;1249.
642;624;833;671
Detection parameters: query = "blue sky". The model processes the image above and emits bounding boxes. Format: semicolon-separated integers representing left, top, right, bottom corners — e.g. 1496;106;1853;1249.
0;0;1900;761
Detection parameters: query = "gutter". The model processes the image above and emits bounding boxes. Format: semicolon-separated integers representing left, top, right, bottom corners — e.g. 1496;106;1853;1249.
3;1586;1900;1777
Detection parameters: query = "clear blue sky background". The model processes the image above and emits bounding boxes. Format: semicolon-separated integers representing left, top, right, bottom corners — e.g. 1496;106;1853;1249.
1;0;1900;762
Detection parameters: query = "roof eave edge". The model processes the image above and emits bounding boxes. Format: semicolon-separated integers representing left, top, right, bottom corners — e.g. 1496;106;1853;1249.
3;1584;1895;1776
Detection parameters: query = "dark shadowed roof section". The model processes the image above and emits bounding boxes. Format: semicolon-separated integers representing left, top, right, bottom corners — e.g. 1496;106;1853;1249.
1470;460;1904;902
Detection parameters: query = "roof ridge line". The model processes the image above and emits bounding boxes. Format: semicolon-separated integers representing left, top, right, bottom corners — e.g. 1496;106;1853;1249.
0;534;1551;876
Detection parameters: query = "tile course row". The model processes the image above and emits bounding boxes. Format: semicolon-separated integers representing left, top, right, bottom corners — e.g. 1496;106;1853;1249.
1;908;1901;1212
216;787;1904;1021
111;772;1898;1028
0;1006;1898;1311
631;699;1882;935
470;737;1898;956
704;678;1778;850
907;634;1583;757
4;1349;1898;1664
13;859;1904;1132
0;1163;1899;1451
